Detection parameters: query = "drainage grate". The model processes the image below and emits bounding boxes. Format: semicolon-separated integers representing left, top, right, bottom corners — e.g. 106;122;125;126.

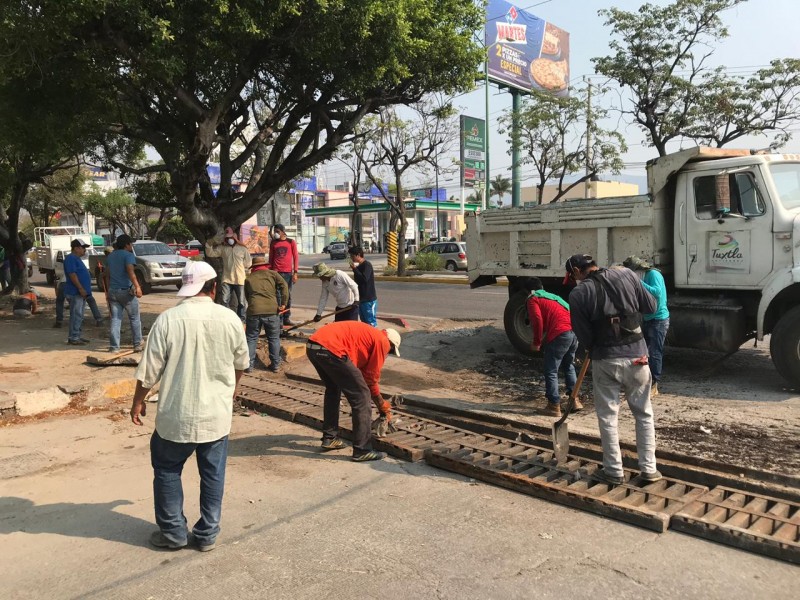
671;487;800;564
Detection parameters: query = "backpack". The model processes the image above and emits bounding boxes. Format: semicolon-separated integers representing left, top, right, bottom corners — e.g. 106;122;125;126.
587;270;643;347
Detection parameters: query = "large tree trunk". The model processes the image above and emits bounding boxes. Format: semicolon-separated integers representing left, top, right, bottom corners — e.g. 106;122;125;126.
1;179;32;295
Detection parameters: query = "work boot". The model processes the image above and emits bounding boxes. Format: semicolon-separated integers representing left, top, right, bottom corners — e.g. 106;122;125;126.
651;382;659;397
571;397;584;412
541;402;562;418
149;531;186;550
53;321;62;328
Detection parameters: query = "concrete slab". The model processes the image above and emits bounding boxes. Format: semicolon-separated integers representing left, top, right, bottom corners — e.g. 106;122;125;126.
14;387;70;416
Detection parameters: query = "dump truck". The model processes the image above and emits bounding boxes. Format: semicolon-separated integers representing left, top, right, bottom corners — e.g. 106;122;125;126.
34;226;101;285
465;147;800;387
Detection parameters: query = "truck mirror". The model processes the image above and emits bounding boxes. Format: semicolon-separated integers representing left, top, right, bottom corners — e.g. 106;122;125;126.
715;174;731;213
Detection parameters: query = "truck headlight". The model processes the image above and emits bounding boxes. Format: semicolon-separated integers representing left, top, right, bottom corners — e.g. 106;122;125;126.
146;261;160;269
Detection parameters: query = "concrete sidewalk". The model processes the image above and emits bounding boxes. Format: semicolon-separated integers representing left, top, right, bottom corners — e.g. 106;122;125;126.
1;409;794;599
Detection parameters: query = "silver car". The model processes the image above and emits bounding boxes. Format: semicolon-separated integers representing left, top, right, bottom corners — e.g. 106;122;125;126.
418;241;467;271
328;242;348;260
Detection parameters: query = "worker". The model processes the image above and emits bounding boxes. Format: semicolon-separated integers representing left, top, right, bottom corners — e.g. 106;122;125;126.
311;262;359;322
305;321;402;461
565;253;661;485
523;279;579;417
63;238;94;345
130;260;249;551
268;223;299;327
105;235;144;353
204;227;252;322
13;290;38;318
348;246;378;327
623;256;670;397
244;256;288;373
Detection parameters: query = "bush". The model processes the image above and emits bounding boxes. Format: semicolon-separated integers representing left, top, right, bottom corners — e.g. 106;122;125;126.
413;251;444;271
382;266;398;276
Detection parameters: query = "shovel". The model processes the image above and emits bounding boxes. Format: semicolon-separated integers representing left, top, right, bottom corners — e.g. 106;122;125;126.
552;352;591;464
282;306;354;333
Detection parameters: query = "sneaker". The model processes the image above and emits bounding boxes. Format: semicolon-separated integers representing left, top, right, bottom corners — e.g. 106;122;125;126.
640;470;663;483
244;367;253;374
320;438;345;451
541;402;562;418
593;468;625;486
196;539;216;552
283;319;297;326
267;364;280;373
149;530;186;550
352;450;386;462
651;382;659;397
133;344;143;352
53;321;62;328
108;347;120;353
67;339;89;346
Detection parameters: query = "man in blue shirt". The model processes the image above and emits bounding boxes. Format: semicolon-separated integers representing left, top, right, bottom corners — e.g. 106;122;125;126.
104;234;143;352
623;256;670;396
63;239;93;345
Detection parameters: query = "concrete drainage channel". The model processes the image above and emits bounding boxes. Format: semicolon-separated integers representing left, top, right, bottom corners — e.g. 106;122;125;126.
237;375;800;564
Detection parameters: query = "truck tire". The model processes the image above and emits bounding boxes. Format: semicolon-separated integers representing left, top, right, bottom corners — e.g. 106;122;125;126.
46;271;55;286
136;271;152;295
769;306;800;388
503;291;534;355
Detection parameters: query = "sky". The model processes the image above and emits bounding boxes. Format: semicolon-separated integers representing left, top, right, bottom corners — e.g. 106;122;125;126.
317;0;800;195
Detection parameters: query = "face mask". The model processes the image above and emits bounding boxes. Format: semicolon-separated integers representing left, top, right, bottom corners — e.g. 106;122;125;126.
226;238;235;246
273;233;281;240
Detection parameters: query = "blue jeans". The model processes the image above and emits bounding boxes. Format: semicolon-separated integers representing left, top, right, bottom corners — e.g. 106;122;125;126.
221;283;246;321
245;314;281;369
150;431;229;546
67;294;86;342
277;272;293;324
643;318;669;383
57;284;102;323
359;300;378;327
543;331;578;405
109;289;143;350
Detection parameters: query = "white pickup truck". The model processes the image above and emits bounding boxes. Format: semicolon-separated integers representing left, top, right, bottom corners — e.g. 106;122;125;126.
34;226;97;285
465;147;800;387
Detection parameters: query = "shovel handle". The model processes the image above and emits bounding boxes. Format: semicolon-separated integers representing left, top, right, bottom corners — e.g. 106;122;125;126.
554;351;591;427
283;306;352;332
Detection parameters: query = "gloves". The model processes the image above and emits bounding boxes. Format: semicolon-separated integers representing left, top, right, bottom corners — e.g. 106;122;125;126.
313;314;322;322
371;414;398;437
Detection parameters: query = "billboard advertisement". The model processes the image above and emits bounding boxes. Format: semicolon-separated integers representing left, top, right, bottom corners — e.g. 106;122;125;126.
485;0;570;96
239;224;270;256
460;115;486;189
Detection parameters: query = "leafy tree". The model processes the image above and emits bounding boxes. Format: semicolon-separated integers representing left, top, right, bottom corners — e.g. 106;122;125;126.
158;217;193;244
593;0;800;156
84;187;150;238
490;175;511;208
25;166;87;229
127;172;175;239
10;1;484;243
500;88;626;204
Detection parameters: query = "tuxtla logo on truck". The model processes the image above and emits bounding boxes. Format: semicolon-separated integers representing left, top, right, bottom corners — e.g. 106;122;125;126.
709;233;748;270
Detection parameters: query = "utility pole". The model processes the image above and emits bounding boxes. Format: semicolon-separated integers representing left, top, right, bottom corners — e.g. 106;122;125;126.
484;58;490;210
434;144;440;241
585;77;592;199
511;89;521;207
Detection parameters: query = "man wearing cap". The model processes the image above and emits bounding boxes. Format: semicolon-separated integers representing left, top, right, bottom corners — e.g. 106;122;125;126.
205;227;252;322
564;253;661;486
63;238;93;345
130;260;249;551
268;224;299;326
305;321;402;461
623;256;669;397
348;246;378;327
312;262;360;322
244;256;289;372
105;234;144;353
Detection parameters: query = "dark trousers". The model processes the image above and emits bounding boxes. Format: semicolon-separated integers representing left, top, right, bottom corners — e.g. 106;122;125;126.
334;304;359;322
306;346;373;454
278;272;293;324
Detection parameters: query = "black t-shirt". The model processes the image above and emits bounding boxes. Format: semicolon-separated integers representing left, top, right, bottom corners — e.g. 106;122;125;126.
353;260;377;302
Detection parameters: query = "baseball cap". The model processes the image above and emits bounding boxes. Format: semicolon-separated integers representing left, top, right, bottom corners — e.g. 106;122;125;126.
384;328;402;357
177;261;218;297
563;253;595;285
70;238;90;249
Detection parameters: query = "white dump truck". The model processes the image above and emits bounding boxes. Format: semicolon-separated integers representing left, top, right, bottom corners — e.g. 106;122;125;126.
465;147;800;387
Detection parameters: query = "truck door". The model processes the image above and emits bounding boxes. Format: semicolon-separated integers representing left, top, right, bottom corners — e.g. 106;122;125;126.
682;169;773;288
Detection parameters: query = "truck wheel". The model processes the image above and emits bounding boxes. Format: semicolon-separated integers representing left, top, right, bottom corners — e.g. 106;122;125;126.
503;291;534;355
770;306;800;388
46;271;55;286
136;271;152;295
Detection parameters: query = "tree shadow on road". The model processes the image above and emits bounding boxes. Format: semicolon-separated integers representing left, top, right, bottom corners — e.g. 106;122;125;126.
0;497;152;547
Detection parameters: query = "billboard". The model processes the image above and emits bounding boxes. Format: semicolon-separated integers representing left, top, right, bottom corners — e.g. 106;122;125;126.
460;116;486;189
289;176;317;194
485;0;570;96
239;224;270;256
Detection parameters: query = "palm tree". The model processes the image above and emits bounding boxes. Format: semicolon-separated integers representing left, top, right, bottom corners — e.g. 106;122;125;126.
490;175;512;207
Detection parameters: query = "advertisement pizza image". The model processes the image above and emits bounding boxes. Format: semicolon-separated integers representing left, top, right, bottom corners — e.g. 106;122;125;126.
529;58;568;92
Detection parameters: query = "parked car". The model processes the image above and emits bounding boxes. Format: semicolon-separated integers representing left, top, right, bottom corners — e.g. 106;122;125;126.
416;241;467;271
167;243;200;258
90;240;188;294
328;242;348;260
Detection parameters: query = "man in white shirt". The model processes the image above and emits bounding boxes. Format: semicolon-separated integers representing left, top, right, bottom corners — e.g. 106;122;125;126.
312;262;360;322
130;260;249;552
204;226;252;322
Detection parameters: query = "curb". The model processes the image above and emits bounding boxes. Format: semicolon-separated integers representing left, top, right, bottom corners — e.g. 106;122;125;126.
298;272;508;287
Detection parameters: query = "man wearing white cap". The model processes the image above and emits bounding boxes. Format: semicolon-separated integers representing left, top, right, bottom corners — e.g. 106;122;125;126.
306;321;402;461
130;260;249;552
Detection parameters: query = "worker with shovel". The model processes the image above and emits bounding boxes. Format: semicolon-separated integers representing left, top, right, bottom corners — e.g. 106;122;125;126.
311;262;360;322
306;321;402;462
565;253;661;486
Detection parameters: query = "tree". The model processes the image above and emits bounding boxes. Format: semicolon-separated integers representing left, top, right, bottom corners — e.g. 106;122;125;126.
500;88;626;204
25;166;87;229
490;175;511;208
10;1;484;244
158;217;193;244
593;0;800;156
84;187;150;238
127;172;175;239
359;98;458;275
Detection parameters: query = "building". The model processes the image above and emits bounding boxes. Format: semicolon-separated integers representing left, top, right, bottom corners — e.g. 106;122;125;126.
521;180;640;205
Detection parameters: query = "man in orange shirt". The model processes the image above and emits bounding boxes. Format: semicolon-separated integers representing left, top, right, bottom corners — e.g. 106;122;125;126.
306;321;402;462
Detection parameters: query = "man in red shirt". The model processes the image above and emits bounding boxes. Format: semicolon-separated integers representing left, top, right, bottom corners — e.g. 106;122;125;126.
268;224;299;326
525;280;580;418
306;321;402;461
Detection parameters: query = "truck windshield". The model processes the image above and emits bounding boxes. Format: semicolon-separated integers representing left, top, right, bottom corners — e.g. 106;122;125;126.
770;163;800;210
134;242;174;256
